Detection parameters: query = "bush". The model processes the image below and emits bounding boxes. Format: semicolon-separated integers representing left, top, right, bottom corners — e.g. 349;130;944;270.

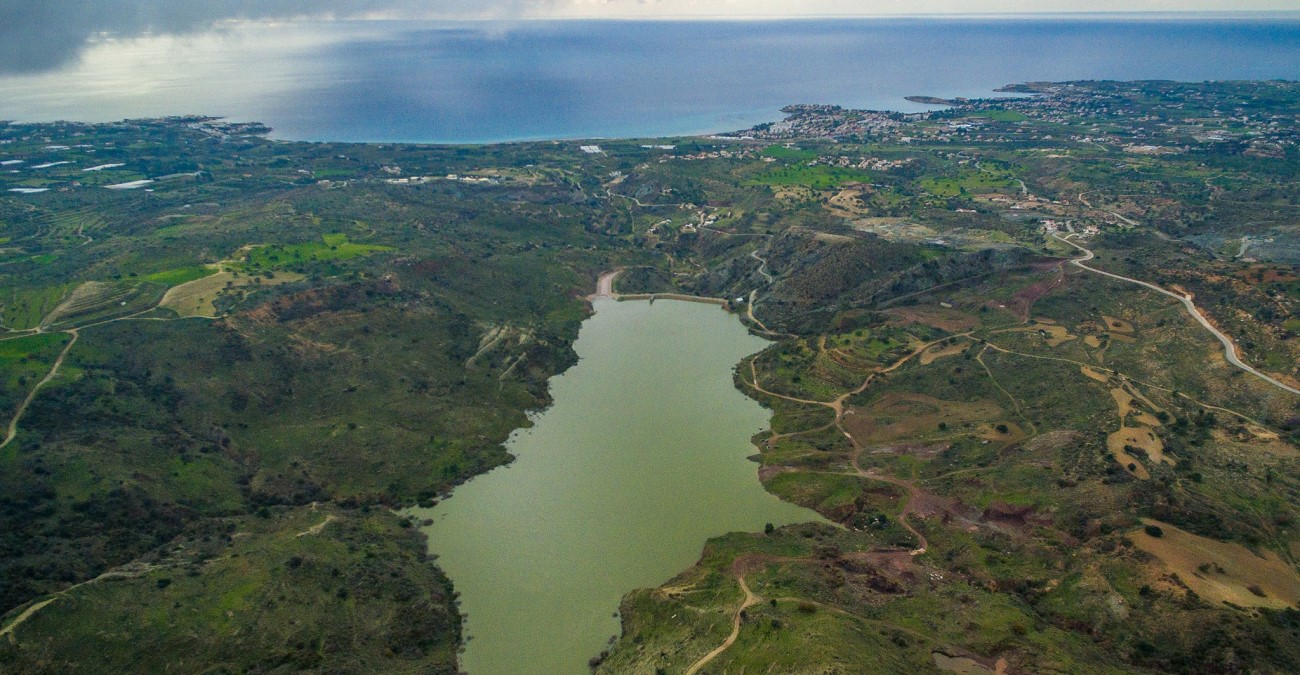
1144;524;1164;538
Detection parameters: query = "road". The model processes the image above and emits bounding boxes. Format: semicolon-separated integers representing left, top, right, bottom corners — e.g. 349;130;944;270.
0;559;163;641
742;246;800;339
0;599;57;641
745;289;775;333
699;227;768;237
749;248;773;283
684;575;759;675
1077;191;1141;228
1053;233;1299;396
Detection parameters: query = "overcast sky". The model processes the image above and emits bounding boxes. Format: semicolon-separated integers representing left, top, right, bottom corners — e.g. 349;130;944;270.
1;0;1294;74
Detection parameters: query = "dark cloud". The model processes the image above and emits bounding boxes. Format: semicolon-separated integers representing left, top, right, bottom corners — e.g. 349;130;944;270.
0;0;424;74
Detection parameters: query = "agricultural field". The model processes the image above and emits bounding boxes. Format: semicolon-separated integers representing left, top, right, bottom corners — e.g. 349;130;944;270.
751;164;875;190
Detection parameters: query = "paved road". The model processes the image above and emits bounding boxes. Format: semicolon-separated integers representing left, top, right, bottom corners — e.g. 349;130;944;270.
1053;233;1299;396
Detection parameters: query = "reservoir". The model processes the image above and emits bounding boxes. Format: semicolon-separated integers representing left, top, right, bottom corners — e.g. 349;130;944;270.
411;298;818;674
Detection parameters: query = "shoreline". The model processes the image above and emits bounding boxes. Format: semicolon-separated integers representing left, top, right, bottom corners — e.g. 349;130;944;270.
414;287;815;674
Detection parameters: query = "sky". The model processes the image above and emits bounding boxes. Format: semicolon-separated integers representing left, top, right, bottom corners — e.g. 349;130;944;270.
0;0;1294;74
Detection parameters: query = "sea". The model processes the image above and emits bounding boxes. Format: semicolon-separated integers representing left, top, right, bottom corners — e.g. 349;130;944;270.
2;16;1299;144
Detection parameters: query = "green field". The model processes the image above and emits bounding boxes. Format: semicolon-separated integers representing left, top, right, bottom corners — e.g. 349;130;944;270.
2;284;71;329
979;109;1030;122
752;164;875;189
761;144;819;161
143;266;217;286
241;234;394;271
920;167;1019;197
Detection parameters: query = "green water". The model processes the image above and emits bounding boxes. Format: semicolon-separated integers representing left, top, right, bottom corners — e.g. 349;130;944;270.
411;298;818;674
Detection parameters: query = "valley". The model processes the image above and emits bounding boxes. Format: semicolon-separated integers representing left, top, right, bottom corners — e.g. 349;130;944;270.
0;80;1297;673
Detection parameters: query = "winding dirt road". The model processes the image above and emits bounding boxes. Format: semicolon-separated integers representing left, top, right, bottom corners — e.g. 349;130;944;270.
684;576;759;675
847;463;929;556
745;334;969;555
1053;233;1299;396
749;249;773;284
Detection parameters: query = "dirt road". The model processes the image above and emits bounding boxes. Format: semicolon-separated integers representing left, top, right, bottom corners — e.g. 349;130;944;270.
1053;233;1298;396
1;330;78;450
684;576;759;675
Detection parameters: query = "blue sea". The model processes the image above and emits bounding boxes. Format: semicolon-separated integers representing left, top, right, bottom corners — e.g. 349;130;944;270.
2;17;1298;143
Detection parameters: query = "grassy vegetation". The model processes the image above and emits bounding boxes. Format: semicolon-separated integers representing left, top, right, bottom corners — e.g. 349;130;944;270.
0;332;71;420
978;109;1029;123
142;265;217;286
2;284;71;329
239;234;394;272
920;167;1018;197
761;144;819;161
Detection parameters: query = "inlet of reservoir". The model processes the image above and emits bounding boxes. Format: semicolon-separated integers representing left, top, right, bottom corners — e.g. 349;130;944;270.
412;298;819;674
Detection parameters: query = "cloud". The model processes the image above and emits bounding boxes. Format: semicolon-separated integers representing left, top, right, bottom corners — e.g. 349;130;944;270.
1;0;1293;75
0;1;413;74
